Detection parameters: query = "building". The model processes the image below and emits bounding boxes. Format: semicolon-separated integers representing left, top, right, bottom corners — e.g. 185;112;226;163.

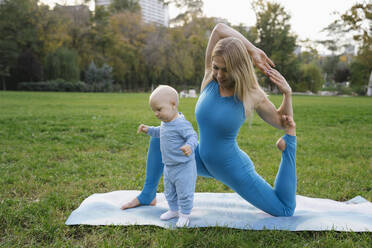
95;0;111;7
54;4;90;27
95;0;169;26
139;0;168;26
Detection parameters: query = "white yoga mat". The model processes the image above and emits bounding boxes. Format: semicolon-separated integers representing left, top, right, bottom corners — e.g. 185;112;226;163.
65;190;372;232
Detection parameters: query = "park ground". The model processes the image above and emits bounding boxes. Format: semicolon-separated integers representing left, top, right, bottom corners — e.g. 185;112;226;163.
0;91;371;247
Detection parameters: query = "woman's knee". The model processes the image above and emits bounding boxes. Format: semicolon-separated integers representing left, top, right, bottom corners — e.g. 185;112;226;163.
274;205;295;217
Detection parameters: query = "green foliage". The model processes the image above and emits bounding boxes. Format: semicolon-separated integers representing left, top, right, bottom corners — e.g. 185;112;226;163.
13;49;43;84
84;62;113;92
322;2;372;88
334;62;351;83
0;0;369;94
0;0;43;89
106;11;149;90
320;55;340;83
18;79;88;92
350;57;370;88
233;24;258;46
296;63;324;93
44;47;80;82
109;0;141;14
0;91;371;246
89;5;113;65
163;0;204;25
252;0;298;90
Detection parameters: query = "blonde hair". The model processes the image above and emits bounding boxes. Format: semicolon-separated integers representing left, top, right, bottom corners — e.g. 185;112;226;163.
203;37;267;116
149;85;179;106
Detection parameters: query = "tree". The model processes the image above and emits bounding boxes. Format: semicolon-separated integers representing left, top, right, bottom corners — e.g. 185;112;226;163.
142;26;169;88
37;5;71;59
89;5;113;64
13;49;43;85
182;17;216;87
84;61;113;92
106;11;151;90
53;4;92;70
0;0;43;89
322;2;371;92
298;63;324;93
109;0;141;14
44;47;80;82
233;24;258;47
320;55;339;84
165;28;195;85
252;0;298;91
161;0;203;25
334;62;350;83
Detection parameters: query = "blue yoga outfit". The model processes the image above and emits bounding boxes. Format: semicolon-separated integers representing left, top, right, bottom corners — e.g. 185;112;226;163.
137;80;297;217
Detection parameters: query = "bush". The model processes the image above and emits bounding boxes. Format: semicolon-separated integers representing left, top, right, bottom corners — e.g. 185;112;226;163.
292;82;308;92
336;85;353;95
18;79;88;92
84;62;113;92
351;85;367;96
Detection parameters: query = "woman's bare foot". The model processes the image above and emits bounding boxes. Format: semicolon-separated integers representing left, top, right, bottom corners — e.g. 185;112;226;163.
120;197;156;210
276;115;296;151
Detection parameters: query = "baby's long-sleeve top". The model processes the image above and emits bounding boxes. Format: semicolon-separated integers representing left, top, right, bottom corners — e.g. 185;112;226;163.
147;113;198;166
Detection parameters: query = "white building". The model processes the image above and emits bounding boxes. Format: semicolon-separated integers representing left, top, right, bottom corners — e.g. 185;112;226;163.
95;0;169;26
95;0;112;7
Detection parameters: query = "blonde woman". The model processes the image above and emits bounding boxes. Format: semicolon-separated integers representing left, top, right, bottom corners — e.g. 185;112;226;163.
121;23;297;217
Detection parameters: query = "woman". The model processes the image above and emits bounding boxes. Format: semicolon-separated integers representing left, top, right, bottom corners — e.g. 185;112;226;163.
121;23;297;217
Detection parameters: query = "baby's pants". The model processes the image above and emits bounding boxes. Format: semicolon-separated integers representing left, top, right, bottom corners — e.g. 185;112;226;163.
163;160;197;215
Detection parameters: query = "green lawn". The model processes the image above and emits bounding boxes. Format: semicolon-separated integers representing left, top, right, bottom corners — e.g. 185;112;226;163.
0;91;371;247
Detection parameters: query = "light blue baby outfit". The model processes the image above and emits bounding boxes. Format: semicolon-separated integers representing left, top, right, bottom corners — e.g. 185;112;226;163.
147;113;198;215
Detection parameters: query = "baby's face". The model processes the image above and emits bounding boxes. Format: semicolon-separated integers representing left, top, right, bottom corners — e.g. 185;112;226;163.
150;98;178;122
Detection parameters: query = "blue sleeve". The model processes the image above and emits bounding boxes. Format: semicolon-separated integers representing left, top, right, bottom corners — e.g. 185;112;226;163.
181;122;198;152
147;126;160;138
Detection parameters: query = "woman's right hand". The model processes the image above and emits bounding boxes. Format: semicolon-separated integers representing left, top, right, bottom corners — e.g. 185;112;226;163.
250;47;275;74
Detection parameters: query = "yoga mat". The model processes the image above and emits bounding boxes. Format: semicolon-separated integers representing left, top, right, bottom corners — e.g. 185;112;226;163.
65;190;372;231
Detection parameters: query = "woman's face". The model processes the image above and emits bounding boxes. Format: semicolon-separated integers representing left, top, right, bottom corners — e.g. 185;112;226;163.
212;56;234;89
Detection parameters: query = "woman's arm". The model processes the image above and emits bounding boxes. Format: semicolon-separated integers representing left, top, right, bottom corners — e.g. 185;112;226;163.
255;69;293;129
202;23;275;87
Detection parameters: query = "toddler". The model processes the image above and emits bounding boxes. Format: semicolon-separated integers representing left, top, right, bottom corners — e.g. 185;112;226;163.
137;85;198;227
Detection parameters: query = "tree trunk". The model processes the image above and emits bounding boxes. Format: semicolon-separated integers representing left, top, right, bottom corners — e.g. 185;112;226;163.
1;77;6;91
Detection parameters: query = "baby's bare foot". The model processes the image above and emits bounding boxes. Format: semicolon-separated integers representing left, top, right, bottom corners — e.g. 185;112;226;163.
120;197;156;210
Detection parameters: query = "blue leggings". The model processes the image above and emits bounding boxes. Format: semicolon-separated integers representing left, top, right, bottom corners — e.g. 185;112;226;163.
137;134;297;217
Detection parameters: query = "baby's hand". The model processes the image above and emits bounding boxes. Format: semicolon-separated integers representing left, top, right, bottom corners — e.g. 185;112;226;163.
180;144;192;156
137;124;149;134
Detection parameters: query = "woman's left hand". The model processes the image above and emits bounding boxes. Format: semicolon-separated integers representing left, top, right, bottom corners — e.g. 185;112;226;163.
250;47;275;74
267;68;292;95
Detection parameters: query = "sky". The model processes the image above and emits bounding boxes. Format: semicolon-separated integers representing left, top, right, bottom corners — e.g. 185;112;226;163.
41;0;361;50
176;0;359;42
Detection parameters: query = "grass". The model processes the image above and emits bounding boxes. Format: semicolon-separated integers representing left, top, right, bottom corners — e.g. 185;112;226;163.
0;91;371;247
